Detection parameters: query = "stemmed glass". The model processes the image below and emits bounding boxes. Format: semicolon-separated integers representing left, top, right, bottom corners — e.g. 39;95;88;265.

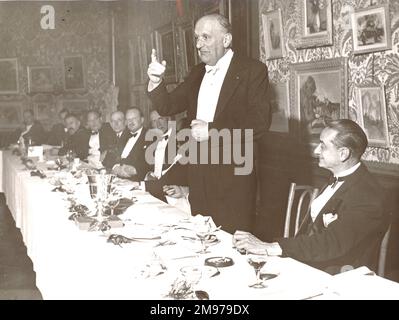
107;194;120;216
195;222;212;254
247;254;268;289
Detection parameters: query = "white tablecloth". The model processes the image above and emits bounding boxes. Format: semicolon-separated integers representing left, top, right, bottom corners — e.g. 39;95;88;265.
3;151;398;300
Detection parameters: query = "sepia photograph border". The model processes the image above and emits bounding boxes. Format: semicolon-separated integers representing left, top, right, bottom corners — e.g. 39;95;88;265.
357;85;390;148
297;0;333;49
350;4;391;55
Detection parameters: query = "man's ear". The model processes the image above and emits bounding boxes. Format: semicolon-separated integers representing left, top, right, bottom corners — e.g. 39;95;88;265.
223;33;232;48
339;147;351;162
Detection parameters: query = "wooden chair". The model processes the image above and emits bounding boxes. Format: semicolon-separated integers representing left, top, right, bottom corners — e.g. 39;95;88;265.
283;183;319;238
377;220;392;278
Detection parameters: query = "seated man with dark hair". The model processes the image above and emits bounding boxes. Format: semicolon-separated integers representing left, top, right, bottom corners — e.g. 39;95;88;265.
47;108;69;146
14;109;46;146
58;113;88;160
233;119;389;274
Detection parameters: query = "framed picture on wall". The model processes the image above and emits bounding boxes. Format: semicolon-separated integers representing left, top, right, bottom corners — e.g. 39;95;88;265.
0;101;21;129
0;58;19;94
269;81;290;133
33;101;57;123
357;85;389;148
178;20;198;78
262;9;285;60
203;0;230;20
63;55;86;91
154;22;178;83
28;66;54;93
350;4;391;55
297;0;333;49
60;99;89;117
289;58;348;146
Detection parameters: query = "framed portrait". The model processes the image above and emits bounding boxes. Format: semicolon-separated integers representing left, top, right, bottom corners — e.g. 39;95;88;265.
203;0;230;19
357;85;389;148
0;58;19;94
297;0;333;49
60;99;89;117
269;81;290;133
28;66;54;93
262;9;285;60
63;55;85;91
290;58;348;145
350;4;391;55
154;22;178;83
0;101;21;129
178;20;198;78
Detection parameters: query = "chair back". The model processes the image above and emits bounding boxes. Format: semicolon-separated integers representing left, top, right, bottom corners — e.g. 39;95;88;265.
284;183;319;238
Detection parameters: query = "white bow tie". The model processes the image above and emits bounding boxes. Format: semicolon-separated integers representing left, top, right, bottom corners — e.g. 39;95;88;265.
205;64;219;75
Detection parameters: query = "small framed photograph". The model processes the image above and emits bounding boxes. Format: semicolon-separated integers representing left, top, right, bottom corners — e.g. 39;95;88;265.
60;99;89;117
0;58;19;94
178;20;198;78
0;101;21;129
290;57;348;145
63;55;86;91
351;4;391;55
357;85;389;148
262;9;285;60
269;81;290;133
297;0;333;48
28;66;54;93
154;22;178;83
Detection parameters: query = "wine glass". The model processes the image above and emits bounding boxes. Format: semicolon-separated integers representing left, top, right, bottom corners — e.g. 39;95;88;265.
107;196;120;216
195;222;212;254
247;254;268;289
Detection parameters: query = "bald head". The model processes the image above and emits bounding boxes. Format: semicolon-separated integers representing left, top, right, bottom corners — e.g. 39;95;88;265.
195;14;232;66
110;110;125;134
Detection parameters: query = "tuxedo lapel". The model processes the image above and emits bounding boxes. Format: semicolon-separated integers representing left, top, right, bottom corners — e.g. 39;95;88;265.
188;65;206;122
213;55;243;121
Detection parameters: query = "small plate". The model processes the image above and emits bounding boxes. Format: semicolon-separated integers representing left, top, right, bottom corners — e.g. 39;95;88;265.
180;265;220;278
205;256;234;268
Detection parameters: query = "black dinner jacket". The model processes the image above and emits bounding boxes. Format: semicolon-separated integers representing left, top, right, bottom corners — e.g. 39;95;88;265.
119;127;152;181
277;163;389;274
58;127;89;160
82;122;116;157
15;121;46;145
47;123;68;146
102;129;131;169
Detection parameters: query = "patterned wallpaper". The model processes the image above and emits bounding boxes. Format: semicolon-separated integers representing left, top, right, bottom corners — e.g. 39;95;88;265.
259;0;399;165
0;2;112;130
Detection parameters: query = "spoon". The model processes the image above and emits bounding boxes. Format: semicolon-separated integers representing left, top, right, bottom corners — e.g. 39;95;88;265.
195;290;210;300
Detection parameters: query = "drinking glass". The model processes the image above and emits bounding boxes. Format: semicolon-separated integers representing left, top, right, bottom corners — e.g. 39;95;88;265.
247;254;268;289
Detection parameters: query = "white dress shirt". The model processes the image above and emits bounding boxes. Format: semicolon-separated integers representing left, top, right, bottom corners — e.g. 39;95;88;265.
310;162;362;222
121;127;143;159
196;49;234;123
88;132;101;159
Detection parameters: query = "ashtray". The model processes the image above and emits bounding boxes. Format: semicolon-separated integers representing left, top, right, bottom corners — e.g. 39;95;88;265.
204;256;234;268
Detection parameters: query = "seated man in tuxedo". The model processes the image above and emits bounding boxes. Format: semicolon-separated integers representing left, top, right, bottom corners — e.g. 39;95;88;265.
85;110;114;166
59;113;89;160
102;110;130;169
15;109;46;146
47;108;69;146
111;108;151;181
233;119;389;274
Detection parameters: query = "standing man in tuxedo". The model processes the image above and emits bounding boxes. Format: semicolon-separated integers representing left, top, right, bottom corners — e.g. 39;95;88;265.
15;109;46;146
147;14;271;232
112;108;151;181
233;120;389;274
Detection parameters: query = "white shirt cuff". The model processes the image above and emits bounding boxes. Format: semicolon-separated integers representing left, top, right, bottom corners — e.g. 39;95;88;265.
266;242;283;256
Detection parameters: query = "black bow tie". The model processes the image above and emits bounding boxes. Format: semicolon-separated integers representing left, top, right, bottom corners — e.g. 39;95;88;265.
129;131;138;138
91;131;99;135
327;176;345;189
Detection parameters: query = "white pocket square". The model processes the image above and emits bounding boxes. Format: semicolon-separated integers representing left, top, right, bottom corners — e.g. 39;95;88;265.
323;213;338;228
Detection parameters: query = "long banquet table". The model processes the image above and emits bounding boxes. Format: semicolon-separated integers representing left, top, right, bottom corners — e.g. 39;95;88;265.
2;150;399;300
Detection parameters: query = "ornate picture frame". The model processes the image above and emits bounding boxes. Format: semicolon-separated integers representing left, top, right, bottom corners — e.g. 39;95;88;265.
262;9;285;60
63;55;86;91
178;20;198;79
0;58;19;94
350;4;391;55
289;57;348;146
356;85;389;148
297;0;333;49
28;66;54;93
